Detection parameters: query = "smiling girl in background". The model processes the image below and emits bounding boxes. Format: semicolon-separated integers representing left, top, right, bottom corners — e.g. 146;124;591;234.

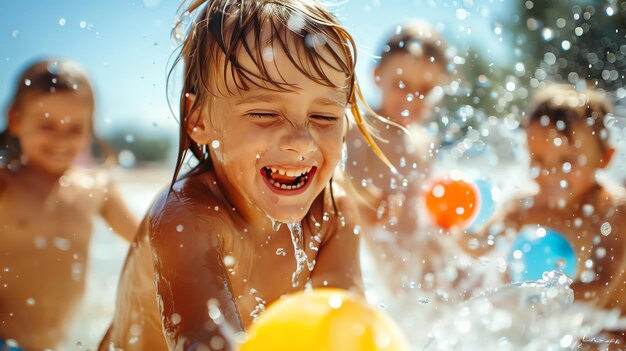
0;59;137;350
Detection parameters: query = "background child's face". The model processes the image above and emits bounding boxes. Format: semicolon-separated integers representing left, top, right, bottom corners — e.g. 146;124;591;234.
205;44;348;223
10;92;92;175
375;52;446;126
527;120;607;204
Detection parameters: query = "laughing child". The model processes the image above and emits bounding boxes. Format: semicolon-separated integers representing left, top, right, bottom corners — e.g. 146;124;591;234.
98;1;397;350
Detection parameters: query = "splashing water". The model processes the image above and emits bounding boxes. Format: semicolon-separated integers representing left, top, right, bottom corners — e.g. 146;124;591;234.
286;222;316;287
418;271;626;350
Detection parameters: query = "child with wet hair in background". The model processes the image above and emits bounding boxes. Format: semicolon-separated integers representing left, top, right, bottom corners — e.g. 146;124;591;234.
0;59;138;350
460;83;626;348
344;22;467;296
98;0;397;350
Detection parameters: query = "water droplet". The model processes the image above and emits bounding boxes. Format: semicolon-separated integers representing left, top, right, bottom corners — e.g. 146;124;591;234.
328;294;343;309
59;18;66;26
596;247;606;259
352;225;361;235
211;140;220;148
272;220;282;231
26;297;36;306
432;185;445;198
11;30;19;38
400;109;410;118
79;21;87;29
582;204;594;217
223;255;235;267
600;222;612;236
562;162;572;173
176;224;184;232
171;313;182;325
580;270;595;283
275;248;286;256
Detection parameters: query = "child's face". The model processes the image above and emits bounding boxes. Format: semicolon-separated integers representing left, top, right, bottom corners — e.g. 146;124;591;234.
205;45;347;223
527;120;607;204
375;52;446;126
10;92;92;175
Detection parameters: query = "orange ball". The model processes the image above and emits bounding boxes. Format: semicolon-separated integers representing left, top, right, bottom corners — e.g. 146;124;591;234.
239;288;409;351
424;174;479;229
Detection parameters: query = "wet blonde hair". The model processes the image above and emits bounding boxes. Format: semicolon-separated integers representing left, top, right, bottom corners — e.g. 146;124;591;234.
525;83;613;153
169;0;393;183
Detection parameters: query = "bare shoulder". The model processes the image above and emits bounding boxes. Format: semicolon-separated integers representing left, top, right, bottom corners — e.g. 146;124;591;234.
149;173;232;243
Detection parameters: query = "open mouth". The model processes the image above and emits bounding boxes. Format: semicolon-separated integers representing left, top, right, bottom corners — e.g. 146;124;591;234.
260;165;316;193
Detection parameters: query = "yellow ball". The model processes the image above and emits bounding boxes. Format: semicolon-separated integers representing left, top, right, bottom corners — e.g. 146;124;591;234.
239;288;409;351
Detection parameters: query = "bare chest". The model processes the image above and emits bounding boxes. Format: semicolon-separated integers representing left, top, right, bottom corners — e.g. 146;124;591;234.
0;183;99;255
227;226;323;327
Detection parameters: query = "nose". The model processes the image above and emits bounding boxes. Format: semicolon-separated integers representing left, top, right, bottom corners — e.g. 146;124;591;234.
280;126;317;157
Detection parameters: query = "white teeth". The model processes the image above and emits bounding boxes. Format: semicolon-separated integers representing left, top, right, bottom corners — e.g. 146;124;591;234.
267;166;313;177
267;174;307;190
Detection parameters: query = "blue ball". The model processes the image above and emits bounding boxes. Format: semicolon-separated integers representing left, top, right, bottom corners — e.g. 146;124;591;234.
467;177;498;231
508;226;577;282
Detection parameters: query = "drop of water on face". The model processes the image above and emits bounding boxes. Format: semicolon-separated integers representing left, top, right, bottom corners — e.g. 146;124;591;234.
275;248;286;256
59;18;66;26
401;109;410;118
596;247;606;259
176;224;184;233
600;222;612;236
582;204;594;217
322;212;330;222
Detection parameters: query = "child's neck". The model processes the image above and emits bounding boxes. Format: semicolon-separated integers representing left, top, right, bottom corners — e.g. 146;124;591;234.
14;164;65;193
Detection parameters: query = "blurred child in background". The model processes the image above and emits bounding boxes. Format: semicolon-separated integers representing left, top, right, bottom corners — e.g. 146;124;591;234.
344;22;471;298
461;83;626;347
0;59;138;350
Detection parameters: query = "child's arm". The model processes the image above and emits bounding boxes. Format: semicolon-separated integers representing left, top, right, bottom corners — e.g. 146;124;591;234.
149;193;244;350
100;182;140;242
571;216;626;308
310;194;363;292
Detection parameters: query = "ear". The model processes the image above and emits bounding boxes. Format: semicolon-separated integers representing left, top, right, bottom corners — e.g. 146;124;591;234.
373;65;382;88
184;93;212;145
599;147;615;169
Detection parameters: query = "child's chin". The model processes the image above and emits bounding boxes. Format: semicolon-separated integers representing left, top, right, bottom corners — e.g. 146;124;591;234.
265;207;308;224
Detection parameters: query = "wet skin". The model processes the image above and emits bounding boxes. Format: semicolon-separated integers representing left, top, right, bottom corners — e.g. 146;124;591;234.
0;93;136;350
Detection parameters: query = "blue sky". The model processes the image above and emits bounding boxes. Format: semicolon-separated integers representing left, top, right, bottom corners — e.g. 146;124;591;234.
0;0;512;137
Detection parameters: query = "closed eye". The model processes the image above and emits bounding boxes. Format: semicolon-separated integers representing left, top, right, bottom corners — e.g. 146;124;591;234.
311;115;338;122
248;113;278;119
